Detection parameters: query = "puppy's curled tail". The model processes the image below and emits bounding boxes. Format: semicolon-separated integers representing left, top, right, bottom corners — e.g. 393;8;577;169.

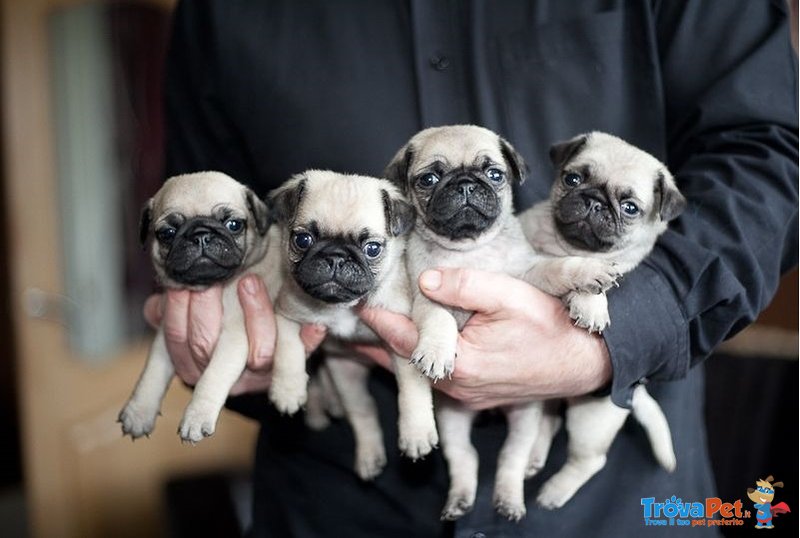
631;385;677;472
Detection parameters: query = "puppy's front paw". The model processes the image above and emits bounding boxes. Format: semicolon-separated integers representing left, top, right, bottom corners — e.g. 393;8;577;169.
440;493;475;521
355;445;388;481
494;496;527;522
118;399;159;439
536;478;574;510
568;259;621;295
178;403;218;444
410;336;456;380
566;292;610;333
398;419;439;460
269;374;309;415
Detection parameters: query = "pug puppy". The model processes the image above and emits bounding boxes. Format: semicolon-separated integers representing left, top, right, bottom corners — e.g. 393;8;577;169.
118;171;272;443
517;131;684;509
384;125;615;521
266;170;438;477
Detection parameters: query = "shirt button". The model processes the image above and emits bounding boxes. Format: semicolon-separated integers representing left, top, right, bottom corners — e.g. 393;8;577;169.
638;376;649;385
429;54;451;71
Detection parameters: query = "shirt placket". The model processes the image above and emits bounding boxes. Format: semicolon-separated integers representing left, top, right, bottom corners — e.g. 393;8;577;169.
409;0;469;126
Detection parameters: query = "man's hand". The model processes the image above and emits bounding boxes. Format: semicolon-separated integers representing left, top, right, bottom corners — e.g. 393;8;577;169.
143;274;327;396
357;268;611;410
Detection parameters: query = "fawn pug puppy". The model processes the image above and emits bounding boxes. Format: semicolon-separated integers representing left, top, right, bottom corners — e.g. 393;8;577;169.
384;125;619;521
518;131;684;509
267;170;438;479
119;171;272;443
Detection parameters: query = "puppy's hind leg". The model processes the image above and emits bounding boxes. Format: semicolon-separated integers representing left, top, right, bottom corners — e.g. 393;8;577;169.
537;396;629;509
437;397;479;521
493;401;543;521
525;401;562;478
119;329;174;438
325;357;387;481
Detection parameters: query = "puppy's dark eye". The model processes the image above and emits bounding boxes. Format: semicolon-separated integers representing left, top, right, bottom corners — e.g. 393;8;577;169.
417;173;440;188
486;168;505;182
363;242;383;259
621;201;640;216
292;232;314;250
563;173;582;187
225;219;244;233
156;227;177;243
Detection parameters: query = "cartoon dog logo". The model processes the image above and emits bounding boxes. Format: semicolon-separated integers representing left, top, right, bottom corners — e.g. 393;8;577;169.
747;475;790;529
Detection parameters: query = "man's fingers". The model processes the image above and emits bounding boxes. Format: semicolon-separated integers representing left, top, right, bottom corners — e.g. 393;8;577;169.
237;275;277;371
418;268;531;314
187;286;223;367
300;324;328;355
143;294;164;329
162;289;202;383
351;344;394;371
357;306;418;357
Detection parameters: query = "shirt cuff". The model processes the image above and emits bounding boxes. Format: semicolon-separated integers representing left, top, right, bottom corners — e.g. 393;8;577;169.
602;260;690;408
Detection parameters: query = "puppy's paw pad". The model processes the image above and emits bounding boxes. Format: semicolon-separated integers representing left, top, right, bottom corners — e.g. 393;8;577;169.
355;449;387;481
178;410;217;444
269;378;308;415
536;482;572;510
567;294;610;333
411;338;456;381
494;498;526;522
440;496;474;521
569;259;620;294
525;460;545;479
304;411;331;431
398;427;439;460
118;401;158;439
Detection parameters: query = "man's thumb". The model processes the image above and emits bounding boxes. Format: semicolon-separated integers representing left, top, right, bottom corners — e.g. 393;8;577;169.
418;268;523;313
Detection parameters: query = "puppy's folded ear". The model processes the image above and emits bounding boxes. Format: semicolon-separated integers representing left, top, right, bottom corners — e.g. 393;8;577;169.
549;134;589;170
139;199;153;247
383;144;414;193
499;136;528;184
655;170;686;222
267;175;307;224
382;190;416;236
245;188;270;235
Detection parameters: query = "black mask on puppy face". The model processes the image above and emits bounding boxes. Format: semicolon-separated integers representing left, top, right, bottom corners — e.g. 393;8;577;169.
159;215;246;285
414;161;505;240
289;225;382;304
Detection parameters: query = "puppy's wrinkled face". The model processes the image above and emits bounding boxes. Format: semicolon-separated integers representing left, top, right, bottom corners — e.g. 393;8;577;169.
385;125;526;246
269;170;414;305
140;171;270;288
548;132;685;253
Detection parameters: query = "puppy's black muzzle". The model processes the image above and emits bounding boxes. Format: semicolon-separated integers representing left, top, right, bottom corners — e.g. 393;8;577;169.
427;175;500;240
555;188;618;252
165;218;244;286
294;241;374;303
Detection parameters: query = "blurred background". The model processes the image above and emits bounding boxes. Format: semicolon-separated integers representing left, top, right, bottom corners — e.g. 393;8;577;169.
0;0;796;537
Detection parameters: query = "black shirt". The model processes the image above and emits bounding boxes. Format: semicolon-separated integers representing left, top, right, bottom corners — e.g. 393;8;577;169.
165;1;798;536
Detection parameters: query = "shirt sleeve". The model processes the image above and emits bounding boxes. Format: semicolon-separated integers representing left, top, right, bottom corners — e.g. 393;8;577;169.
603;0;798;407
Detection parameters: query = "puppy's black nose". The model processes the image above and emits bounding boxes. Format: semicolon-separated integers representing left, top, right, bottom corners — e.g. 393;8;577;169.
458;179;477;197
190;227;213;248
322;246;349;271
581;192;607;213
